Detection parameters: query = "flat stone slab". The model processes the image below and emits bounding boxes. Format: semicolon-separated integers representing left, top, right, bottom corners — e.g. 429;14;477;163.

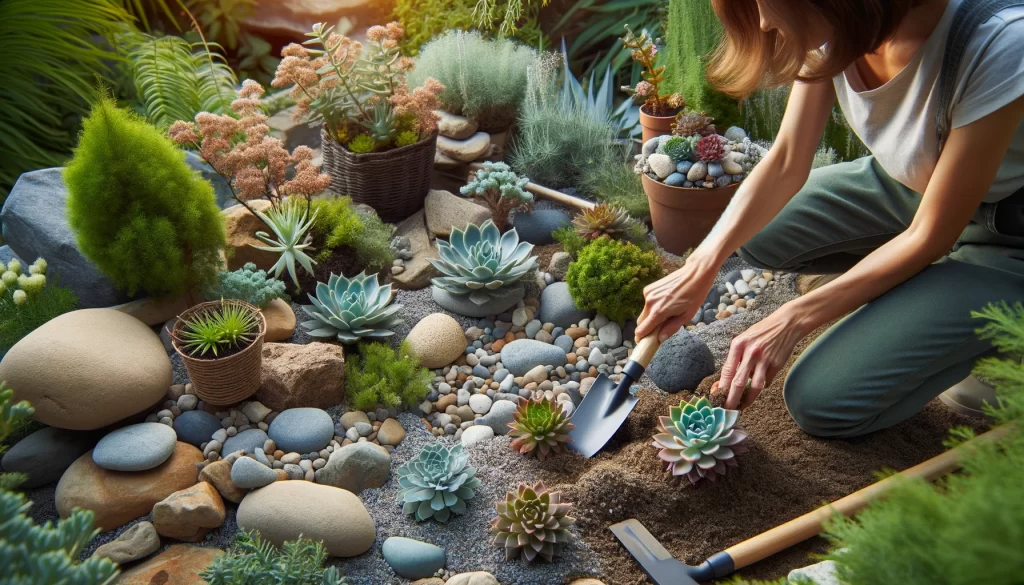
92;423;177;472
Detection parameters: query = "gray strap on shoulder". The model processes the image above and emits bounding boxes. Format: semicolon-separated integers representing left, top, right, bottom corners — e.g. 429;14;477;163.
935;0;1024;149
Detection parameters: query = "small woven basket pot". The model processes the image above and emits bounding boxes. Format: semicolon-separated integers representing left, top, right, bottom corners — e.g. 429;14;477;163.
171;299;266;407
321;127;437;222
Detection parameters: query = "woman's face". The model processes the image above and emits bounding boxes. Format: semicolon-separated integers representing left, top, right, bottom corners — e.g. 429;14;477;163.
753;0;832;50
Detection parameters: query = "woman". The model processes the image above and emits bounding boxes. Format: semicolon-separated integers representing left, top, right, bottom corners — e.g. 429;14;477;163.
635;0;1024;438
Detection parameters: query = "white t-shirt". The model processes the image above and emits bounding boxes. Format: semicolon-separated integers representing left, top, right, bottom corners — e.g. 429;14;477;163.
834;0;1024;202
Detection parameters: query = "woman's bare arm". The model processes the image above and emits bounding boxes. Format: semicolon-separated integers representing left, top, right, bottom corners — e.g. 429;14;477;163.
635;80;836;341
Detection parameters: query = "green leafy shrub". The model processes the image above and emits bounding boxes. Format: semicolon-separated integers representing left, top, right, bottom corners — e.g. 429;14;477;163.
310;197;394;273
201;530;347;585
566;238;663;323
0;487;119;584
392;0;545;56
346;341;432;411
553;225;590;257
408;30;536;132
1;383;34;490
64;98;225;297
0;257;79;355
579;147;651;219
207;263;287;308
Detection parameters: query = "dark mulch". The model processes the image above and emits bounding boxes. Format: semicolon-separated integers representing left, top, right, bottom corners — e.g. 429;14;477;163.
292;237;390;299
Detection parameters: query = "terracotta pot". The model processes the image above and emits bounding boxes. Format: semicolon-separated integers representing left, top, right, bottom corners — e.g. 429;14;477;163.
642;174;740;255
639;105;681;143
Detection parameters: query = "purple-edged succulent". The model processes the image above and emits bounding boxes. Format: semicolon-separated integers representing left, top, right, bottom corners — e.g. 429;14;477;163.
652;396;747;484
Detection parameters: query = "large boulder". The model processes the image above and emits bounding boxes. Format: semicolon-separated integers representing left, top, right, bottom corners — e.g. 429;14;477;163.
392;210;440;290
56;442;203;532
646;330;716;393
222;200;278;271
424;189;490;238
512;209;571;245
255;342;345;411
0;309;172;430
406;313;466;368
237;481;375;557
0;168;129;308
112;544;222;585
0;426;98;488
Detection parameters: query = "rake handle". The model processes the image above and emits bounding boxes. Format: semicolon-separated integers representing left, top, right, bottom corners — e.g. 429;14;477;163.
724;424;1014;570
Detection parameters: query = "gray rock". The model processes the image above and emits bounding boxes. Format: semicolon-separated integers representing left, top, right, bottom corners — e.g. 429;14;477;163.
172;410;223;448
469;393;492;414
354;421;373;437
185;151;233;209
431;284;524;318
221;428;269;455
724;126;748;142
664;172;687;187
707;162;724;178
267;407;334;453
642;136;661;157
539;282;593;329
1;426;97;488
230;456;278;489
553;334;574;353
676;160;694;175
475;399;519;435
91;423;177;472
313;442;391;494
500;339;567;376
788;560;843;585
92;521;160;565
598;322;623;347
547;251;572;282
0;168;129;308
460;425;495;447
647;330;716;392
382;536;446;580
0;245;23;266
512;209;571;245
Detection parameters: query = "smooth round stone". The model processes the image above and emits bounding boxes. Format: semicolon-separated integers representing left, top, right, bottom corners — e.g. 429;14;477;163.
597;322;623;348
472;364;490;379
676;160;693;174
1;427;97;488
664;172;686;187
221;428;269;455
475;399;519;436
268;408;334;453
469;393;492;414
554;334;574;353
231;456;278;489
715;174;732;188
647;330;716;392
539;282;593;329
707;162;724;178
172;410;223;448
432;285;524;319
92;423;177;472
382;537;446;579
512;209;571;245
461;425;495;447
500;339;568;377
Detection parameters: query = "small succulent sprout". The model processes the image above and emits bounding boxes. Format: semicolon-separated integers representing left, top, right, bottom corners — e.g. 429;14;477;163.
302;271;403;344
695;135;727;162
460;162;533;231
397;443;482;523
508;397;574;460
660;135;696;162
652;396;748;484
572;203;633;240
429;220;537;306
252;201;318;288
489;481;576;563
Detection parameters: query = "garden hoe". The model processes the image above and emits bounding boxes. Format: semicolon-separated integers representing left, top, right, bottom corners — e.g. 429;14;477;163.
610;424;1012;585
568;326;663;458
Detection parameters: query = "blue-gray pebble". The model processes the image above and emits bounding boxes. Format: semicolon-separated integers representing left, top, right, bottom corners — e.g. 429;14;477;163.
382;537;446;579
268;408;334;453
230;455;277;489
173;410;223;448
221;428;269;456
500;339;567;376
646;330;716;392
539;282;593;329
92;423;177;472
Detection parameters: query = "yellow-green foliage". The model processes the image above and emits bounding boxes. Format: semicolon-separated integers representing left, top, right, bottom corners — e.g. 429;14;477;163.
396;130;419;148
346;341;433;411
566;238;663;323
64;98;225;297
201;531;347;585
553;224;653;259
0;258;78;355
1;382;34;490
392;0;545;56
310;197;394;272
348;134;376;154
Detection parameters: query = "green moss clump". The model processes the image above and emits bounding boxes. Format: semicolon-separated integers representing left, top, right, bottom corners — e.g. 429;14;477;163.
348;134;376;154
395;130;420;148
201;531;347;585
310;197;394;273
346;341;433;411
566;238;663;323
206;263;287;308
392;0;544;56
64;98;225;297
554;223;653;259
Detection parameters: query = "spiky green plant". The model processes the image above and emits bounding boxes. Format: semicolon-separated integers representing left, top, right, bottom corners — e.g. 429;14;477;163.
178;300;261;357
508;397;575;460
429;220;537;306
652;396;748;484
660;135;696;162
396;443;482;523
301;272;403;344
346;341;433;410
460;162;533;231
206;263;287;308
572;203;633;240
0;488;119;585
201;530;347;585
253;202;318;289
489;481;576;563
1;383;34;490
579;146;650;219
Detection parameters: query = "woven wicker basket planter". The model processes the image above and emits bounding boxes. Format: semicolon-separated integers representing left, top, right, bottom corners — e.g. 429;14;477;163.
171;299;266;407
321;127;437;222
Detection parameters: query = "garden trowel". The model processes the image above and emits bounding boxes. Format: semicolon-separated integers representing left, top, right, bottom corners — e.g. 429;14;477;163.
568;326;662;458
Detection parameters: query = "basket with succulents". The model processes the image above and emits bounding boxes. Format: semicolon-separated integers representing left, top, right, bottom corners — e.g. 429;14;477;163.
633;110;769;254
271;21;445;221
170;298;266;406
620;25;686;142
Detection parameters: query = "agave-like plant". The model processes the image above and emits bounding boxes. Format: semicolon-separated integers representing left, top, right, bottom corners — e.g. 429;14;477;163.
428;220;536;306
508;398;574;460
396;443;482;523
489;481;576;563
252;202;318;288
652;396;748;485
572;203;633;240
301;272;403;344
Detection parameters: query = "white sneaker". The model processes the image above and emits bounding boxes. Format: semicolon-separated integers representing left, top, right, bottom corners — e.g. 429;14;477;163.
939;374;999;419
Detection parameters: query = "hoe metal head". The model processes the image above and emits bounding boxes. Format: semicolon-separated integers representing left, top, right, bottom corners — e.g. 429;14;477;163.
610;519;734;585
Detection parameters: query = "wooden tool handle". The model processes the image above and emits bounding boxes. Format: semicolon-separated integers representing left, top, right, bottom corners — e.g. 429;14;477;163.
630;326;663;368
724;424;1013;570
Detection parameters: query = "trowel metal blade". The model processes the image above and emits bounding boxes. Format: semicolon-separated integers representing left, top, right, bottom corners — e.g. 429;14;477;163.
567;373;639;458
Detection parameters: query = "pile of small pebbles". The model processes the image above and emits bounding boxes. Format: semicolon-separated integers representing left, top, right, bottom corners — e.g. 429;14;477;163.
687;269;780;328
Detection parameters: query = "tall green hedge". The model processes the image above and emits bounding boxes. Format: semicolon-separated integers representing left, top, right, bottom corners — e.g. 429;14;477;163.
64;98;225;297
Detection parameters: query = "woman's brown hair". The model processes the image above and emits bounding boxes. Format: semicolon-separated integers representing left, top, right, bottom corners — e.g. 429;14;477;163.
706;0;923;98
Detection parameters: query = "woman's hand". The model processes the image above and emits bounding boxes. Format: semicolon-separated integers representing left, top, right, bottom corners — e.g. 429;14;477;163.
635;254;719;343
716;305;808;409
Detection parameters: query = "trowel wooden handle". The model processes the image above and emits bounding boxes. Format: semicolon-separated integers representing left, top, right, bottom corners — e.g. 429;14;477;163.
630;326;663;368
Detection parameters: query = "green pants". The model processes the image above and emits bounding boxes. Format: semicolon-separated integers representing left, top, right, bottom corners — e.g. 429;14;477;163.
737;156;1024;438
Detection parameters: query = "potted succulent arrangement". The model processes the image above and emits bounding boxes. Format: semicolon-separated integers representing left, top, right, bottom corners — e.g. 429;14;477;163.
170;298;267;406
621;25;686;143
271;21;445;222
634;112;767;254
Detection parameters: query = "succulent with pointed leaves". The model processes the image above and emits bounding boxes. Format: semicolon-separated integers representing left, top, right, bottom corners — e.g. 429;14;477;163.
396;443;482;522
301;271;403;343
652;396;748;484
429;220;537;306
508;397;574;460
489;481;576;563
572;204;633;240
252;202;318;288
672;110;716;138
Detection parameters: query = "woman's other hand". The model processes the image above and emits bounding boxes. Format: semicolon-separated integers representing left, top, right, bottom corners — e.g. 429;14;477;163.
635;254;719;343
716;305;807;409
